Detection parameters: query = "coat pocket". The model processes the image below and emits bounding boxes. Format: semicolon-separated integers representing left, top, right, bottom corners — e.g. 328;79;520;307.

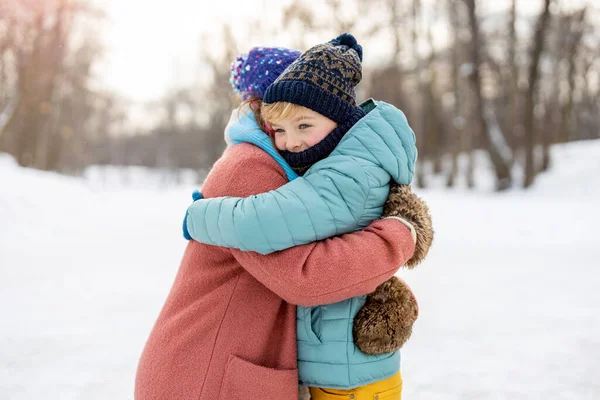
310;388;353;399
373;385;401;400
373;379;402;400
219;354;298;400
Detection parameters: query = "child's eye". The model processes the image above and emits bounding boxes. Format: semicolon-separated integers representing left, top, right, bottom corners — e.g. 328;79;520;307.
299;124;311;130
274;128;285;134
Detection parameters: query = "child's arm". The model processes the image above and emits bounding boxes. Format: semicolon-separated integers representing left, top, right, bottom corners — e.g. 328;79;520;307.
186;155;374;254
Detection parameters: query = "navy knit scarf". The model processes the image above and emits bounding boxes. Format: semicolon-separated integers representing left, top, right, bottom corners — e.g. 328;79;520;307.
280;107;366;175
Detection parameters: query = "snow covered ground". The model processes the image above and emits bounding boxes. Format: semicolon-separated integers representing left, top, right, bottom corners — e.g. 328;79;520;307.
1;140;599;399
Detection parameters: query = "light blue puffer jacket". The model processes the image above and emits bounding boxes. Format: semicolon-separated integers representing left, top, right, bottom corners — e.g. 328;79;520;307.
186;99;417;389
186;99;417;254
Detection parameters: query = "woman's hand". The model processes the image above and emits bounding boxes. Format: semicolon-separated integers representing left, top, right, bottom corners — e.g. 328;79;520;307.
382;184;433;268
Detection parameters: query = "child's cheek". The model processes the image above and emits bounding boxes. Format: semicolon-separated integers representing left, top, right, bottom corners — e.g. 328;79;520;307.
306;138;319;148
308;130;329;147
275;136;287;151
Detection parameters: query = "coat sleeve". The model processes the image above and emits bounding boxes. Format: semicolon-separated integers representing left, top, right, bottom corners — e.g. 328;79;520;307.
185;155;370;254
232;219;415;306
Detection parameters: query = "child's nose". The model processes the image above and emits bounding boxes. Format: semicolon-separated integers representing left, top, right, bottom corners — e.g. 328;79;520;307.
287;137;303;152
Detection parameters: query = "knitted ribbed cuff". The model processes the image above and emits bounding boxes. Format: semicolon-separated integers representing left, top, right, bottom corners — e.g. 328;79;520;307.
382;216;417;244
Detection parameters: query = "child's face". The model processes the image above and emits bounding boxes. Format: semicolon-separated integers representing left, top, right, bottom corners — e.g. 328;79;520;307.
270;108;337;152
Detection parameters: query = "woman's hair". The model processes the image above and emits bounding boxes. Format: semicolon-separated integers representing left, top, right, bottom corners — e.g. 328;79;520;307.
239;96;305;137
239;96;269;133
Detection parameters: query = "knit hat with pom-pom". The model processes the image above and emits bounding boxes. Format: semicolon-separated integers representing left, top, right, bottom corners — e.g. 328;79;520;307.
263;33;367;173
263;33;365;125
230;47;302;100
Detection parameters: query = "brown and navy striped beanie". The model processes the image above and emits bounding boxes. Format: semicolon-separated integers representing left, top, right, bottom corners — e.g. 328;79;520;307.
263;33;364;124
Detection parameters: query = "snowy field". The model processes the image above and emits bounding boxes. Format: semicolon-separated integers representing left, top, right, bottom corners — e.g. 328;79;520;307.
1;140;599;399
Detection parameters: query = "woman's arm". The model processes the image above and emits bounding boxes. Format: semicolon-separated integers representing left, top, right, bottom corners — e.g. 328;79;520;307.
200;143;414;306
186;155;371;254
232;219;414;306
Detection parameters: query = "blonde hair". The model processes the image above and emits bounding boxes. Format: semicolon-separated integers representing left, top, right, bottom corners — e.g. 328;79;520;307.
238;98;306;137
261;101;306;126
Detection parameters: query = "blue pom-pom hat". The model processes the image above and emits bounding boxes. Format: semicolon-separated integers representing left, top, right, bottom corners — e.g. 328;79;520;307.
230;47;302;100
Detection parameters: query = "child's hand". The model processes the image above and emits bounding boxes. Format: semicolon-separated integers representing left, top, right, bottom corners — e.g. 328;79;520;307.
182;190;203;240
353;276;418;355
382;184;433;268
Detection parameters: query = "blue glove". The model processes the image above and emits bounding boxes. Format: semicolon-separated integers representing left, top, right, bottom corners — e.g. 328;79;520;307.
183;190;203;240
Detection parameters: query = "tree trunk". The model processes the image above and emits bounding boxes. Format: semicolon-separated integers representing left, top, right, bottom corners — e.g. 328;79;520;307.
558;8;586;144
412;0;426;188
426;8;443;176
523;0;552;188
541;109;552;171
507;0;519;160
465;0;512;190
446;0;460;188
42;4;69;171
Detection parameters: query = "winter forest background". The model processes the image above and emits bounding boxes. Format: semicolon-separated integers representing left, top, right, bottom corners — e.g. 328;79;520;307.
1;0;598;190
1;1;600;399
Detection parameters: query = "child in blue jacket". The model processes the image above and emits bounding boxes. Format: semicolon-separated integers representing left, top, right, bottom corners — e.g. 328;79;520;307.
185;34;433;399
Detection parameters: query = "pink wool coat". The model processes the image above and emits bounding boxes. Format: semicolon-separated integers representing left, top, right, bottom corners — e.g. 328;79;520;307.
134;143;416;400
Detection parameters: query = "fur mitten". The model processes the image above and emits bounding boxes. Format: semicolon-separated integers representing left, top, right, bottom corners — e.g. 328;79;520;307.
353;276;418;355
383;184;433;268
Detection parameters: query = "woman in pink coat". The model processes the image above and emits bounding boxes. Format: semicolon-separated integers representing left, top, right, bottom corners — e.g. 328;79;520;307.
134;47;423;400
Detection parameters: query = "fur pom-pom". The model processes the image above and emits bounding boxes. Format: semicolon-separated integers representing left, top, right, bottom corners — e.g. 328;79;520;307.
230;53;249;94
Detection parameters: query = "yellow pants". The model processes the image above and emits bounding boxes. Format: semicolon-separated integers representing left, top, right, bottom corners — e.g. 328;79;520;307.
310;372;402;400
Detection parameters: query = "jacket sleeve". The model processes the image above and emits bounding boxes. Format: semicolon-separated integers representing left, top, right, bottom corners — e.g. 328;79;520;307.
186;155;370;255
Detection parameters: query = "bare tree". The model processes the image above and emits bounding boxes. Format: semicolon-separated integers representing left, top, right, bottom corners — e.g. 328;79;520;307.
446;0;464;187
0;0;105;171
523;0;552;188
559;7;587;144
15;4;67;167
540;3;566;172
506;0;519;159
411;0;427;188
367;0;408;112
198;25;239;167
464;0;512;190
428;5;446;175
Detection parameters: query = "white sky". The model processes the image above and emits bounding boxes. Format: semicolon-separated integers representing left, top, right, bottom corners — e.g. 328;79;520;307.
95;0;288;103
94;0;595;106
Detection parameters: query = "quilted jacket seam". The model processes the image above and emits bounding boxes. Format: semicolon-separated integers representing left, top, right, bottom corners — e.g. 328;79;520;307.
250;197;277;252
272;194;298;247
303;177;340;236
288;187;318;242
